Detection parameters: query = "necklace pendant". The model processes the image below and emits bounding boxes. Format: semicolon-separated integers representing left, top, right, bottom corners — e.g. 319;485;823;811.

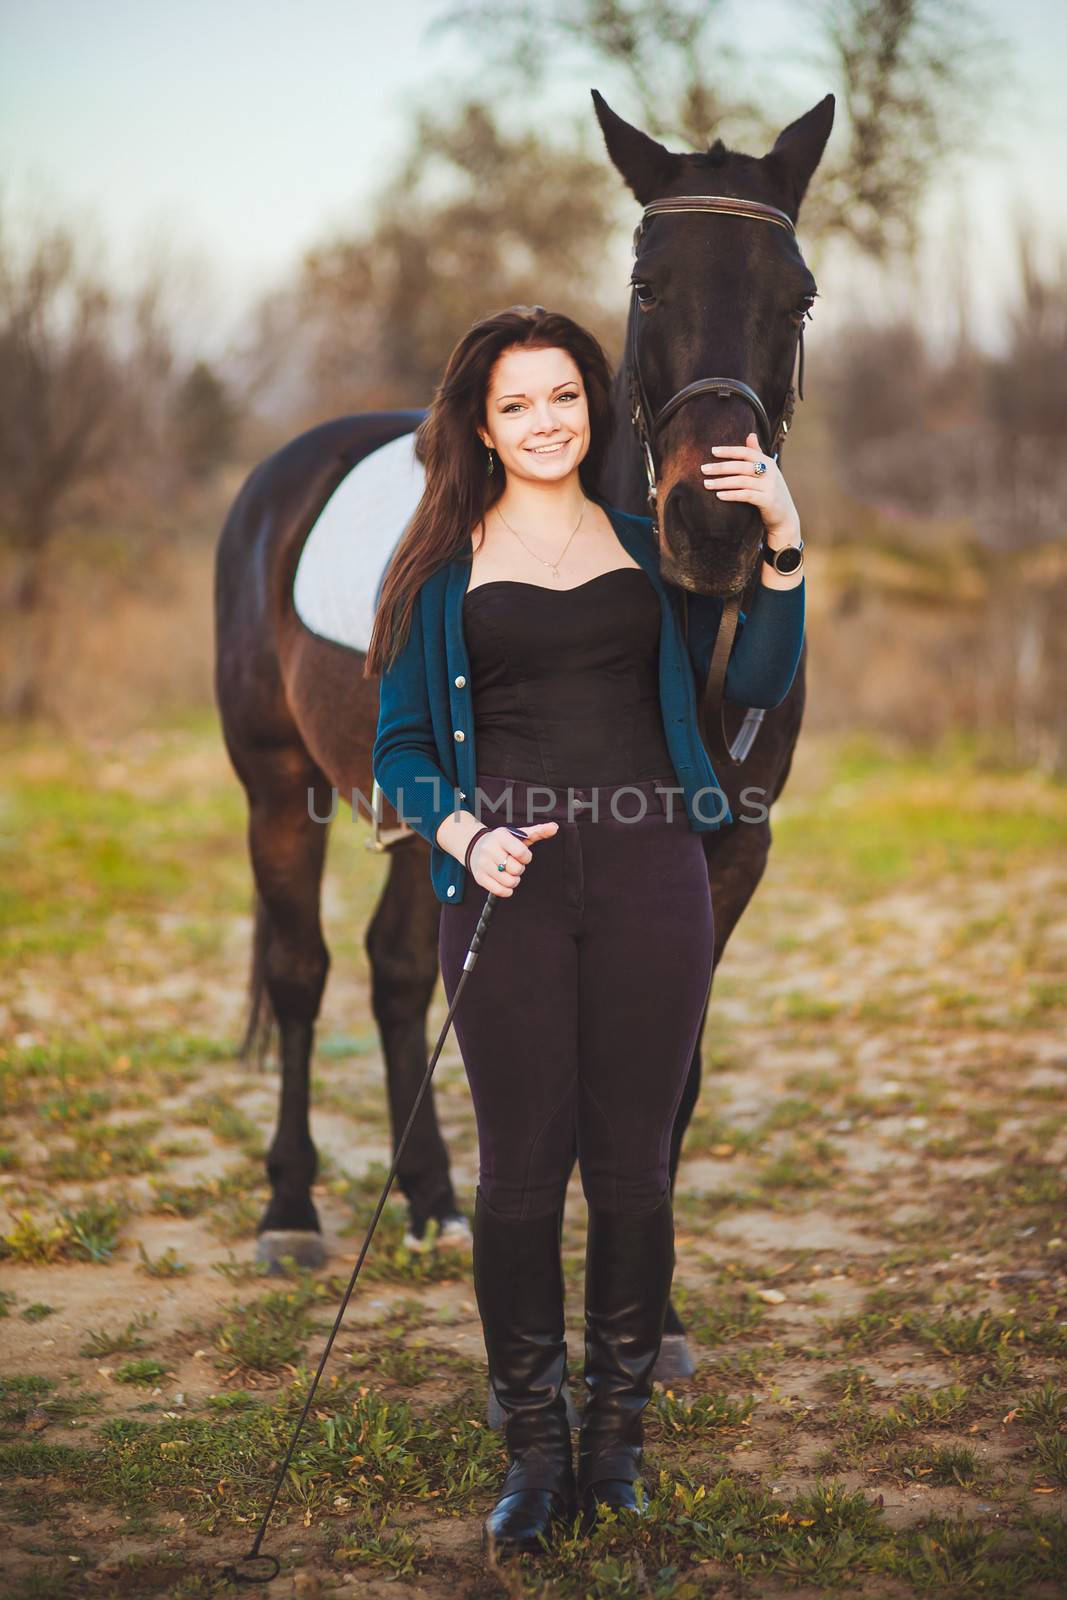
550;566;560;580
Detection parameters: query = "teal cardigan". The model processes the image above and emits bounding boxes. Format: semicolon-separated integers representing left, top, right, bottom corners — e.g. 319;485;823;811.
372;497;805;905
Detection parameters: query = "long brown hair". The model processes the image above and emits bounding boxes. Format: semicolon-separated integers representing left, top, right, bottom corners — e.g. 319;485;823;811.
363;305;615;678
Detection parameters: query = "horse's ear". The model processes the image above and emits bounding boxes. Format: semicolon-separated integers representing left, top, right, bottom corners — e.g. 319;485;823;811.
591;89;680;206
763;94;835;215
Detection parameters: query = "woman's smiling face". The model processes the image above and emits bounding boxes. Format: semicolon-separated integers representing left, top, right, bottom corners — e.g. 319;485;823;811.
477;345;591;483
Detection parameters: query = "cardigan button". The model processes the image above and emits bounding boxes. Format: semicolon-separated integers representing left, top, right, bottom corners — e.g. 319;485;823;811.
453;729;465;742
454;675;466;688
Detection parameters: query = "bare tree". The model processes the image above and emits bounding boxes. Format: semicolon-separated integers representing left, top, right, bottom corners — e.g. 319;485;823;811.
0;210;124;611
801;0;1001;257
432;0;1004;260
244;99;622;428
431;0;760;151
0;201;228;715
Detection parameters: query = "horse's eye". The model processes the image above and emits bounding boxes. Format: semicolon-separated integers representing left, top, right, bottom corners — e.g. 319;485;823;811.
632;280;656;307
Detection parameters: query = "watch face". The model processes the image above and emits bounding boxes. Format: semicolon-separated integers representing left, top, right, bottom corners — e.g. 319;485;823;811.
775;545;803;574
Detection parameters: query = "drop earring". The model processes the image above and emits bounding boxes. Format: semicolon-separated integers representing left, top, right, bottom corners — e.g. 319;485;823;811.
486;447;495;477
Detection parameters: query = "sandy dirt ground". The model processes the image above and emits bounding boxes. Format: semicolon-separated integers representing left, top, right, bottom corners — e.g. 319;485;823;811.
1;724;1065;1598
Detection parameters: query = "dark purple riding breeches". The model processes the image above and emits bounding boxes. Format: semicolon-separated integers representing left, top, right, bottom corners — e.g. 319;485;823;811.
438;772;715;1219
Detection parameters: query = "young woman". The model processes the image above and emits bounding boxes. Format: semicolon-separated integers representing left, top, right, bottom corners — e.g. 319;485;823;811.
366;306;805;1554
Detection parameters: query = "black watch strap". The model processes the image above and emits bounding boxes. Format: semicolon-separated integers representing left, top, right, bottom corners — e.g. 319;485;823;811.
762;536;804;574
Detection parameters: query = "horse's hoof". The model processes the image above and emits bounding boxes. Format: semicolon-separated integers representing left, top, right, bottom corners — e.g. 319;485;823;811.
255;1229;328;1273
653;1331;696;1383
486;1380;579;1432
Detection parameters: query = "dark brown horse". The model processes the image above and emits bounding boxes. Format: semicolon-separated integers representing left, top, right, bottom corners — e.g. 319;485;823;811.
213;90;834;1385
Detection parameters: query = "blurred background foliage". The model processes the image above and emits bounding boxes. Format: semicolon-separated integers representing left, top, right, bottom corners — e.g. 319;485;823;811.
1;0;1064;774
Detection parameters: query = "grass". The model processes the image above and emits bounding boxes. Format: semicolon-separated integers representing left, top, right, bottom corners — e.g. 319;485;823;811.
1;721;1066;1595
0;1196;129;1265
212;1286;322;1375
773;729;1067;902
78;1311;158;1359
0;724;249;961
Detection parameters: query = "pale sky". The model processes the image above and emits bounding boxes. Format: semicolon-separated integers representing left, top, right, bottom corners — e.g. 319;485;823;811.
2;0;1065;357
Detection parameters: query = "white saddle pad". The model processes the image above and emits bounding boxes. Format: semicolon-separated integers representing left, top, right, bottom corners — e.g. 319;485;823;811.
292;429;426;653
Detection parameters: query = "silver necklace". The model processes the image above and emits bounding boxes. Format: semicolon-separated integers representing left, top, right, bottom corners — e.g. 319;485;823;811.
494;497;587;581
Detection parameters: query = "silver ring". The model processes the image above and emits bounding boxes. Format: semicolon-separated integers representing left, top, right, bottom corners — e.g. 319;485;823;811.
753;460;767;476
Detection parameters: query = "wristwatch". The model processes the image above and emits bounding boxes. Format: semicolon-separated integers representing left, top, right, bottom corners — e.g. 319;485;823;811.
762;534;805;575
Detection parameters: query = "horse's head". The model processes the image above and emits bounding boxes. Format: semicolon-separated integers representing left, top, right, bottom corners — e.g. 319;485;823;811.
593;89;834;596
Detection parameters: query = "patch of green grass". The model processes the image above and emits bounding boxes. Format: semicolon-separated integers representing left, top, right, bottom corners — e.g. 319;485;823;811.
1016;979;1067;1022
876;1513;1056;1594
820;1364;876;1402
915;1307;1066;1356
671;1284;765;1347
112;1358;172;1387
85;1375;500;1528
757;1137;839;1191
205;1188;264;1241
921;1440;985;1484
0;1375;55;1428
0;1032;232;1118
832;1383;971;1448
334;1511;428;1577
1017;1380;1066;1431
775;992;844;1023
147;1163;261;1219
136;1241;193;1278
0;742;248;959
212;1285;322;1375
825;1289;1065;1359
79;1310;158;1359
1033;1431;1067;1486
0;1210;73;1264
43;1117;166;1181
984;1159;1066;1209
38;1087;114;1124
334;1169;472;1287
210;1254;277;1286
653;1388;757;1437
20;1301;57;1322
0;1195;128;1265
62;1196;129;1263
183;1091;262;1150
773;731;1067;900
0;1441;93;1477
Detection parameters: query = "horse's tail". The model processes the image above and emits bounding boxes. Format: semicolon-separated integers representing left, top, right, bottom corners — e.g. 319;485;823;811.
238;889;276;1071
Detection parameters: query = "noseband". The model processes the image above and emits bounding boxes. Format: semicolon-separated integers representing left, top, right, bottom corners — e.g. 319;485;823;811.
628;194;807;510
627;194;811;768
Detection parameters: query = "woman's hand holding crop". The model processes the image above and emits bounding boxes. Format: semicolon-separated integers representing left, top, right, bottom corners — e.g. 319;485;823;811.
470;821;559;896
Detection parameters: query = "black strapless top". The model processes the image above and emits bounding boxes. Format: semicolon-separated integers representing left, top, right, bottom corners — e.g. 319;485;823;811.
462;566;676;787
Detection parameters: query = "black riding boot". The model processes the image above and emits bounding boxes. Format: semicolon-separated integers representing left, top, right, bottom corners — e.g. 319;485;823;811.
577;1192;674;1533
473;1189;576;1555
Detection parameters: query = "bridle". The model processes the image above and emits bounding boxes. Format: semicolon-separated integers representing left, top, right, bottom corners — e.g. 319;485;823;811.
626;194;812;767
